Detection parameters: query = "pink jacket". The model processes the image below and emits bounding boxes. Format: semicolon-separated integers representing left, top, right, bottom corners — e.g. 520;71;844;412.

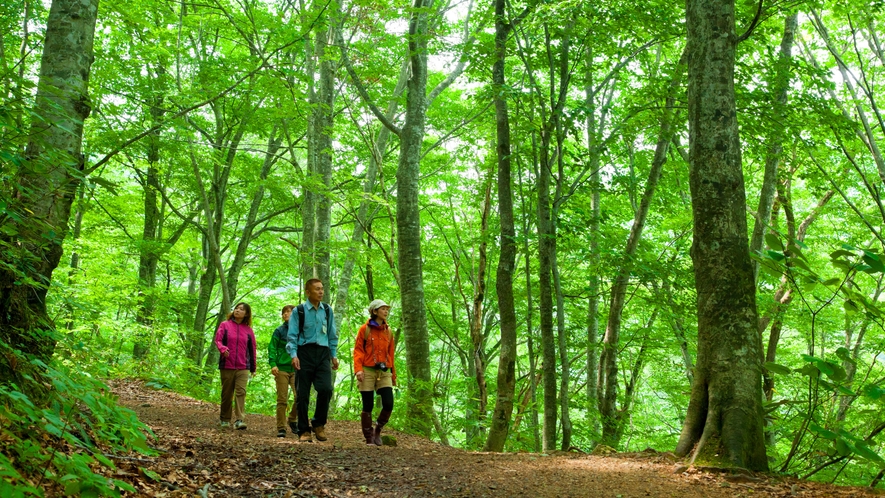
215;320;257;372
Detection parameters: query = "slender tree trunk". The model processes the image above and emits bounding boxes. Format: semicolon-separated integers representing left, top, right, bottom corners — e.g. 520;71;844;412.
0;0;99;385
333;57;409;327
584;46;602;437
398;0;434;437
484;0;518;451
599;50;685;447
537;120;557;450
675;0;767;471
468;178;492;446
314;19;337;286
750;13;798;280
134;88;166;359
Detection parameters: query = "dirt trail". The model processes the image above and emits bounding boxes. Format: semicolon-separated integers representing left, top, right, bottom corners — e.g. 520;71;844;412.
110;381;880;497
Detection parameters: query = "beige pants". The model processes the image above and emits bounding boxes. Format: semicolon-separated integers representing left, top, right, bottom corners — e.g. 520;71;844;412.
358;367;393;391
220;369;250;422
273;370;297;429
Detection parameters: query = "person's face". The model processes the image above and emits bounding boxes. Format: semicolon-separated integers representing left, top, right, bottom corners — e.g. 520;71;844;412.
307;282;324;303
233;304;247;320
282;308;292;322
375;306;390;321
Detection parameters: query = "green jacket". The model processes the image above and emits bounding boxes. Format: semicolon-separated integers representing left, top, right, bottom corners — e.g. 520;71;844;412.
268;323;294;372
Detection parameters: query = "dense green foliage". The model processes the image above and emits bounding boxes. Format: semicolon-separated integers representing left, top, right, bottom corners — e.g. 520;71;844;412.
2;0;885;492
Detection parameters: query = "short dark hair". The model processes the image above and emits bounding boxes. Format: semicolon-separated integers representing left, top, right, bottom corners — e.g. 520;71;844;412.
227;302;252;327
305;278;322;291
281;304;296;315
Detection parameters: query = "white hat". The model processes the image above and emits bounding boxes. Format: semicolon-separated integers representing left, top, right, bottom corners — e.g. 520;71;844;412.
368;299;390;314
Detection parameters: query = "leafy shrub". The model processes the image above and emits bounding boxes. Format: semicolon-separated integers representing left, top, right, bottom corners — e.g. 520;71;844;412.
0;348;154;497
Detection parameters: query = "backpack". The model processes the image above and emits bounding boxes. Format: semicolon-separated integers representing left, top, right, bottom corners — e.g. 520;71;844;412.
295;302;331;342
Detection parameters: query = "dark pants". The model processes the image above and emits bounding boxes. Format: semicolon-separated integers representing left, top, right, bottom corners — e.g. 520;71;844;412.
295;344;333;434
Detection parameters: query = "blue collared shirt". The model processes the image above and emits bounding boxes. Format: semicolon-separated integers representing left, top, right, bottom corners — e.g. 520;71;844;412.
286;300;338;359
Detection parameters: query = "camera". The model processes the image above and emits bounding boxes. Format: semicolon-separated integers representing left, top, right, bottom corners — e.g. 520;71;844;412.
376;362;387;371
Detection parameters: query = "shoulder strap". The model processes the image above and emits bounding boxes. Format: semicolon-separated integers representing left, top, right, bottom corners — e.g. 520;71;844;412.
297;304;305;340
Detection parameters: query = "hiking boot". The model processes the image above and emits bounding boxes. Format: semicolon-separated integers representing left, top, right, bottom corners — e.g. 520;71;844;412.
374;409;392;446
277;429;286;438
313;425;327;442
299;431;313;443
220;421;230;429
288;421;298;434
360;412;375;445
234;420;247;430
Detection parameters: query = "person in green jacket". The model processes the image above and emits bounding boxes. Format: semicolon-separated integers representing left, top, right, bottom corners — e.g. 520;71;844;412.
269;304;298;437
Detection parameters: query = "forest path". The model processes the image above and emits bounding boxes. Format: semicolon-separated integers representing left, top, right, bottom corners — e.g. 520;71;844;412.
113;381;875;497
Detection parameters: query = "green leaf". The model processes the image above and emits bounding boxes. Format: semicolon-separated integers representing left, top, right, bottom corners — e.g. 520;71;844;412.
830;249;855;259
862;254;885;273
862;384;885;400
764;362;792;375
853;441;885;465
139;466;161;482
766;250;785;261
765;234;785;251
835;438;852;457
809;422;838;440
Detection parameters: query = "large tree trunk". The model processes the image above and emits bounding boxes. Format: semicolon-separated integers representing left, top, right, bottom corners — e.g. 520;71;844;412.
675;0;767;471
0;0;99;384
398;0;434;437
484;0;518;451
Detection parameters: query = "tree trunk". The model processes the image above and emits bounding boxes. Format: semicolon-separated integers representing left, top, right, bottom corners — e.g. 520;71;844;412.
675;0;767;471
584;46;602;437
484;0;518;451
599;50;685;447
749;13;798;281
314;20;337;286
537;120;557;450
333;57;409;328
467;178;492;446
134;86;166;359
398;0;434;437
0;0;99;384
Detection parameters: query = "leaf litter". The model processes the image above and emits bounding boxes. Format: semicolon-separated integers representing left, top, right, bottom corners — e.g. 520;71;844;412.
99;380;883;497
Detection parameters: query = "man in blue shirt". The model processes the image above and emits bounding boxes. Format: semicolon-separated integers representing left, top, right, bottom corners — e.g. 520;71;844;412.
287;278;339;442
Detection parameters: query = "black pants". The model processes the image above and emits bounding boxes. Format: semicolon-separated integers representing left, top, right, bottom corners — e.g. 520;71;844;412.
295;344;333;434
361;387;394;413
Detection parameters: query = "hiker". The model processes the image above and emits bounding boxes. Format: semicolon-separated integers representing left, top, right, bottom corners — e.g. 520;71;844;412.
268;304;298;437
353;299;397;446
287;278;339;442
215;302;257;430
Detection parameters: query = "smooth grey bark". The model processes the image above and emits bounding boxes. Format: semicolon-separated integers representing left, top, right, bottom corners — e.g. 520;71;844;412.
333;56;409;329
314;20;337;287
749;13;798;281
484;0;520;451
675;0;768;471
584;47;602;435
598;50;685;447
0;0;99;381
467;179;492;446
396;0;434;437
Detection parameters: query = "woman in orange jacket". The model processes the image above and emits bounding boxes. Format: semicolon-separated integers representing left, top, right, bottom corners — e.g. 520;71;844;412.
353;299;396;445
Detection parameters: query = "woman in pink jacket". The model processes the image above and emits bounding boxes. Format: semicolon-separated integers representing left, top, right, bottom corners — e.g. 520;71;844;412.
214;302;257;430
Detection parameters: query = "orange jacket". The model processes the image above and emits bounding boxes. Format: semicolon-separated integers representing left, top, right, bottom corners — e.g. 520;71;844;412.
353;320;396;379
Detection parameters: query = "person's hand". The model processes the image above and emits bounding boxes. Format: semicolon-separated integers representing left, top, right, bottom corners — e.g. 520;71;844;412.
356;371;364;382
291;357;300;370
331;357;340;371
221;350;230;358
271;366;279;376
392;375;397;387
